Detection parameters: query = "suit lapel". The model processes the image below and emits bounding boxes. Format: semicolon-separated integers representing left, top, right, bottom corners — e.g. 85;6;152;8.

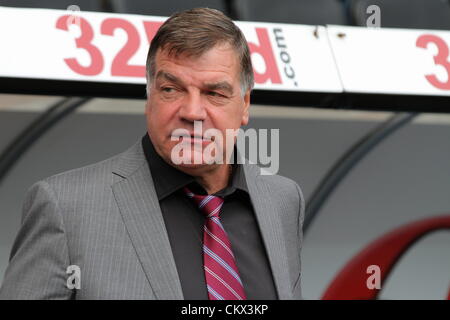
110;140;292;300
111;141;184;300
243;164;293;300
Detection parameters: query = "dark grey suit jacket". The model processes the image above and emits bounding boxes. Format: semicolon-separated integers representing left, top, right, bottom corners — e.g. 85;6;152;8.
0;139;305;299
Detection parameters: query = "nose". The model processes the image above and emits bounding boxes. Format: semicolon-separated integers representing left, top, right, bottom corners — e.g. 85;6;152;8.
178;90;207;123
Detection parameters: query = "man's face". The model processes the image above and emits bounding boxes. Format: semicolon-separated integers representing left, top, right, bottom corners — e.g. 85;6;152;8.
145;43;250;174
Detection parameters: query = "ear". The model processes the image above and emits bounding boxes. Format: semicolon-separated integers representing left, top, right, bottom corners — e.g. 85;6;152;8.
145;99;150;115
241;90;251;126
145;85;152;114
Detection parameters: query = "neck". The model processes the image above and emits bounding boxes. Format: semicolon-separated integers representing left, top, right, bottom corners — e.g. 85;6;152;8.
194;164;232;194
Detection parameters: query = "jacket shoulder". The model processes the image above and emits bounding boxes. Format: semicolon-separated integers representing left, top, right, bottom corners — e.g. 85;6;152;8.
43;153;118;187
257;171;305;220
43;140;142;188
259;172;302;197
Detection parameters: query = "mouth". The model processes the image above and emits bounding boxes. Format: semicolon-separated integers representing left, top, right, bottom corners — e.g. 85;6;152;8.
173;133;214;143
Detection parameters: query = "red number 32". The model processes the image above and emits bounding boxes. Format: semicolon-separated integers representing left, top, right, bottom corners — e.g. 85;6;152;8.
56;15;104;76
56;15;162;77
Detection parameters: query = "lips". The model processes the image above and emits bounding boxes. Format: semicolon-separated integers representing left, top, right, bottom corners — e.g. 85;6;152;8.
188;135;212;143
175;133;213;141
172;134;212;145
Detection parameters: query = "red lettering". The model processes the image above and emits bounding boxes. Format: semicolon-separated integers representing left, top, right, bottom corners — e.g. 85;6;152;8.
248;28;282;85
142;21;163;44
101;18;145;77
56;15;104;76
416;34;450;90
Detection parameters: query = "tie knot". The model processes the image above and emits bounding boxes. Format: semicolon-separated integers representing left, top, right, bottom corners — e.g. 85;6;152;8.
183;187;224;218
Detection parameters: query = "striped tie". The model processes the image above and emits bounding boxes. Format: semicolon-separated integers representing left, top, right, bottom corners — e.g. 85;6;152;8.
183;187;247;300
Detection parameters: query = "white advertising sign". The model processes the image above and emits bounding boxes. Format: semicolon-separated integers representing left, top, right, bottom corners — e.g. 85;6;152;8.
327;25;450;96
0;6;342;93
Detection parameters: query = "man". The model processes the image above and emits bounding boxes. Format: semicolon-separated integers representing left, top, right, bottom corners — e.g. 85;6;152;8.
0;8;304;300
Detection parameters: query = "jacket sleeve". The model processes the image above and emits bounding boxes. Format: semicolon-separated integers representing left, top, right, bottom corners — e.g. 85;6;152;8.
0;180;74;299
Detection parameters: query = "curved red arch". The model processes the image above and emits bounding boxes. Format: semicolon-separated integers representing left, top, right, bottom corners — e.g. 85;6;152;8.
322;215;450;300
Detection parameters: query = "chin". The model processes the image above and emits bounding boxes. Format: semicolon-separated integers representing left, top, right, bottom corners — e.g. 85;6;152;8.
172;159;214;168
172;161;219;175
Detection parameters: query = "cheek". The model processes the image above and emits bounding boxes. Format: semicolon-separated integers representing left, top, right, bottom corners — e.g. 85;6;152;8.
213;105;244;128
208;110;243;145
148;100;176;125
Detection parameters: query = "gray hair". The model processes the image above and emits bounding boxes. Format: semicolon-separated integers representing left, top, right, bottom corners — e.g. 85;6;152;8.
145;8;254;97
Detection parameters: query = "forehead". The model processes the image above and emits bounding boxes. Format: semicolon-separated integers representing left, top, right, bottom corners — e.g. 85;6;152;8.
154;44;240;84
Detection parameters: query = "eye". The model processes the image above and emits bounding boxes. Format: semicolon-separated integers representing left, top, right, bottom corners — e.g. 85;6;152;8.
162;87;175;93
207;91;226;98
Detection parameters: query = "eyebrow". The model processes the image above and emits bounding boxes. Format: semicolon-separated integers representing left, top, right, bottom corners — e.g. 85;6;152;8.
155;71;184;87
204;81;234;96
156;70;234;96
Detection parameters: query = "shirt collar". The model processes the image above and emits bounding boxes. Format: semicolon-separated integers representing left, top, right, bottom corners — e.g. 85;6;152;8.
141;133;249;200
